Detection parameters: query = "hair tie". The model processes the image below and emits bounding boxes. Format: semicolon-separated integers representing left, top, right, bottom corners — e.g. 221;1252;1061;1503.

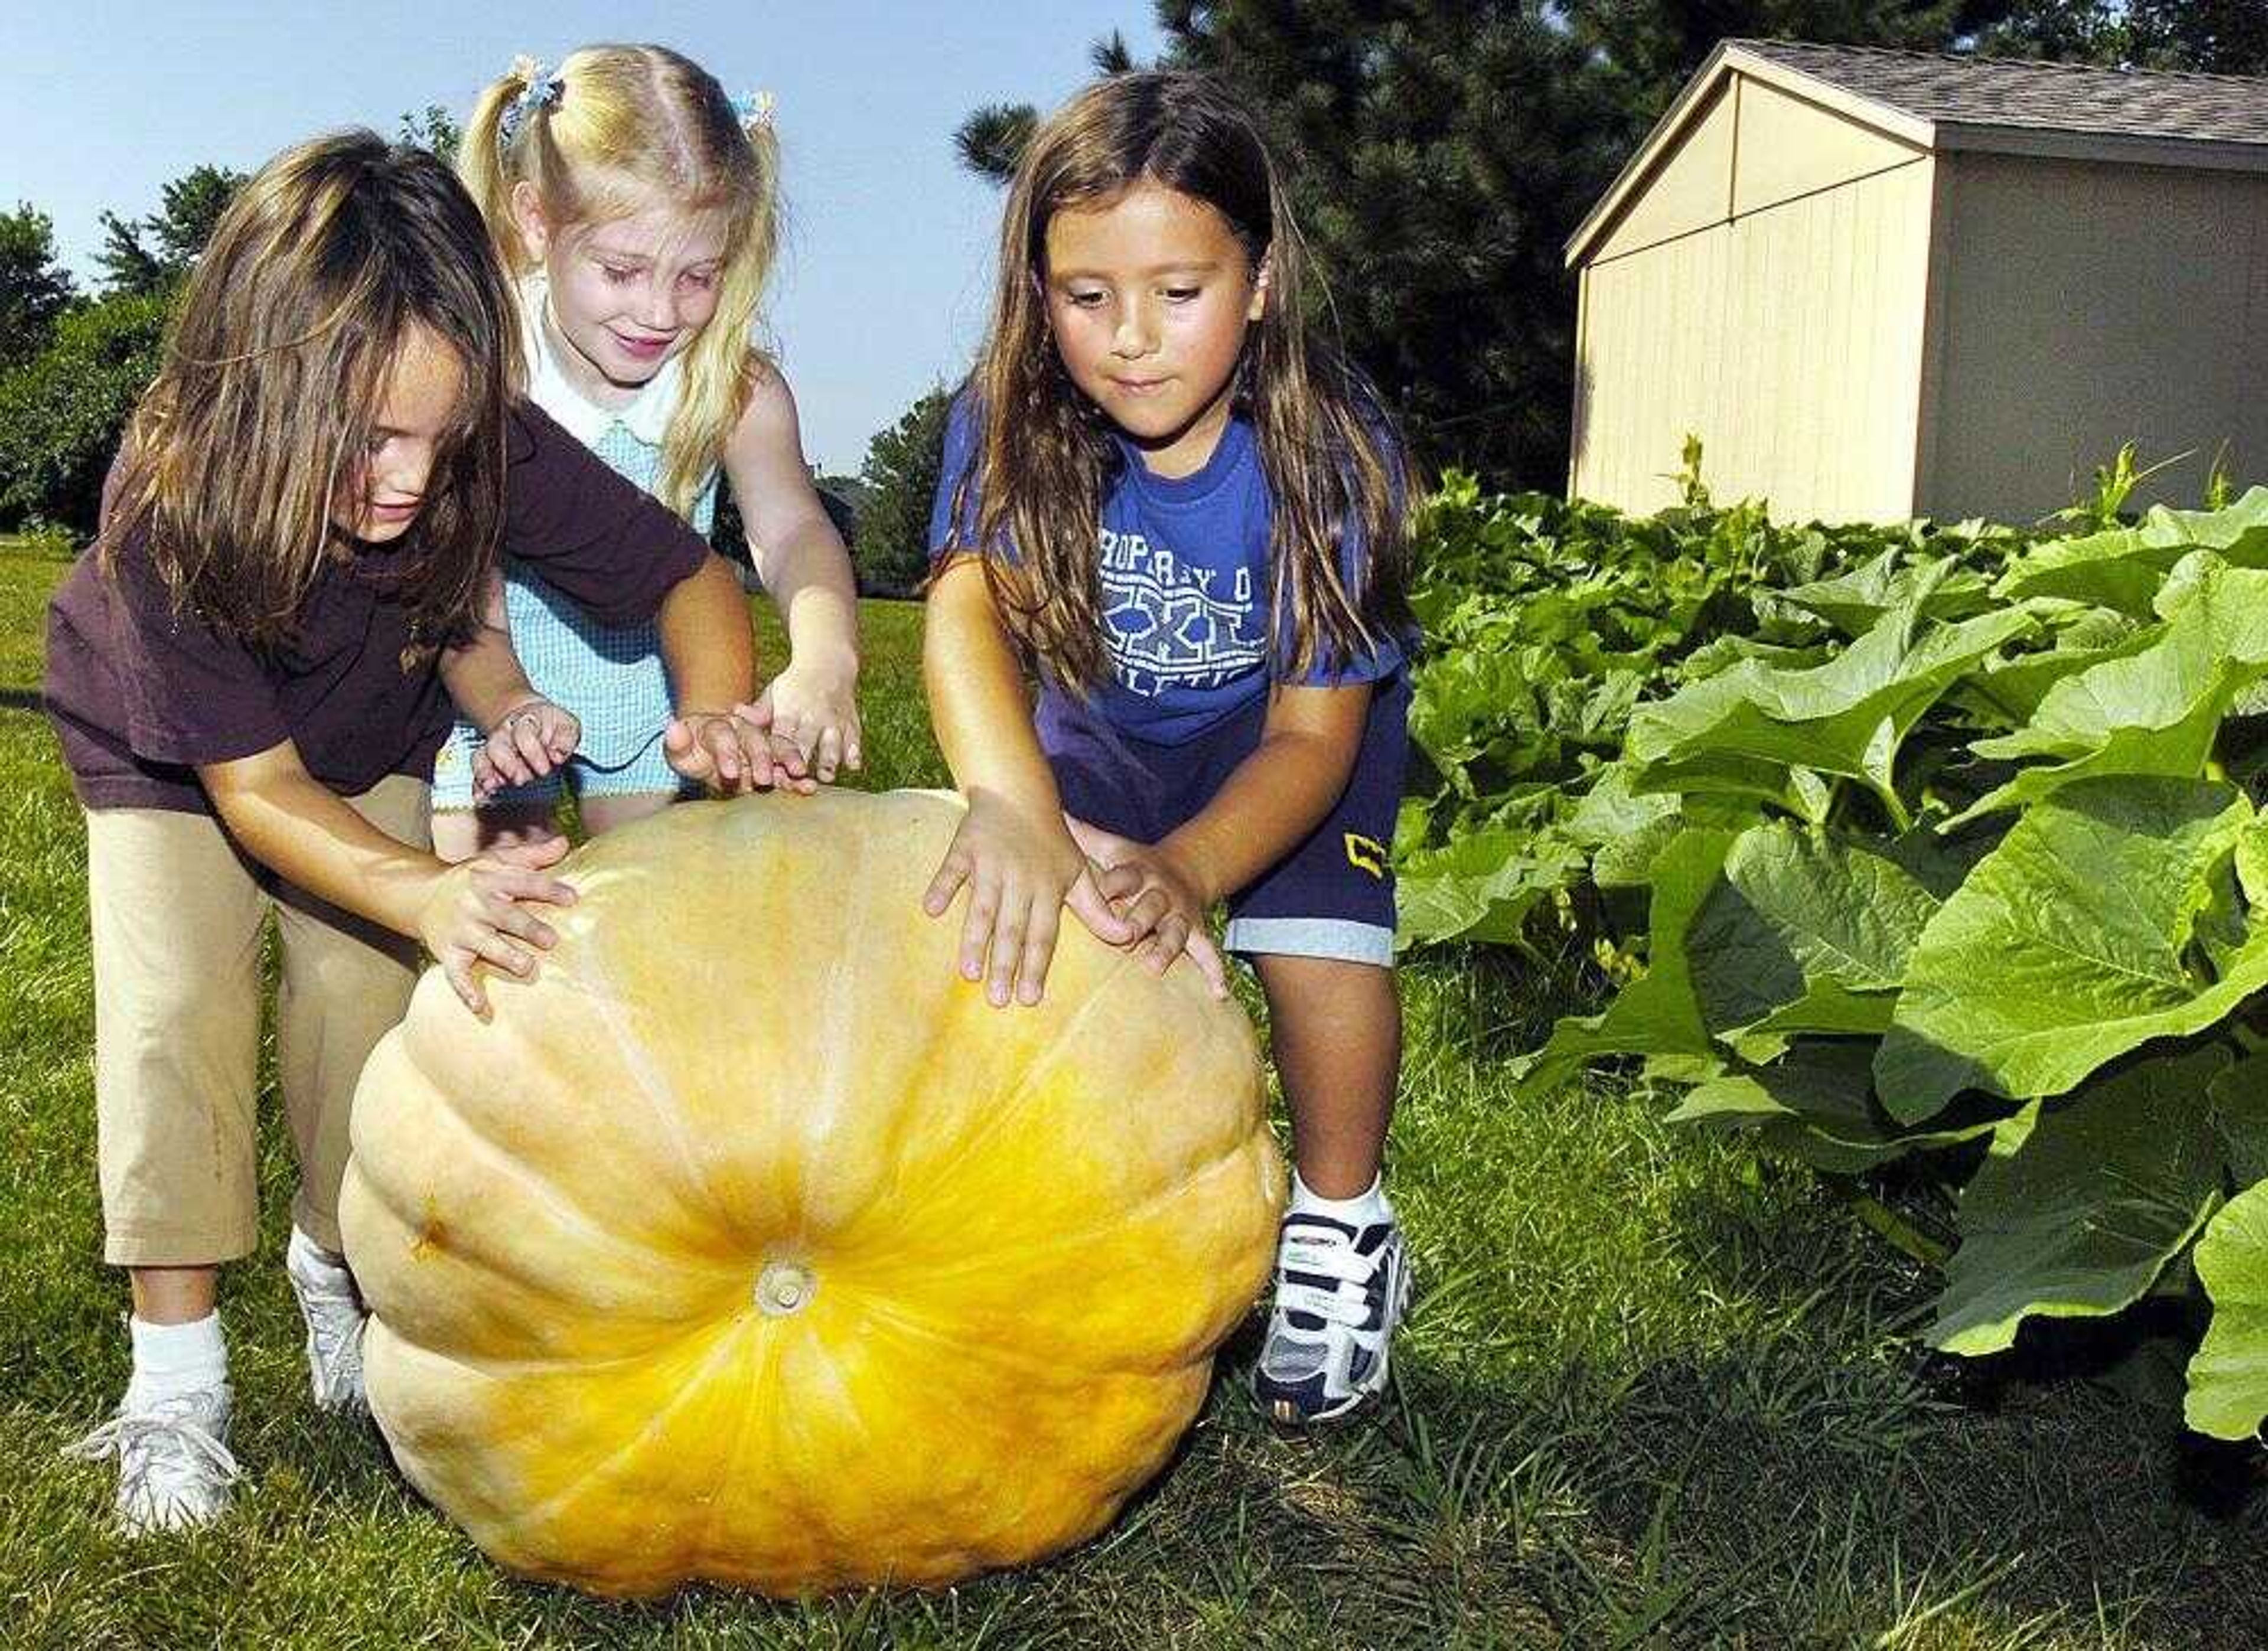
734;89;777;134
498;56;565;151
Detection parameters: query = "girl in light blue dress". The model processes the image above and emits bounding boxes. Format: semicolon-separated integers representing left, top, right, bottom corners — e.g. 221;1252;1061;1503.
433;45;862;856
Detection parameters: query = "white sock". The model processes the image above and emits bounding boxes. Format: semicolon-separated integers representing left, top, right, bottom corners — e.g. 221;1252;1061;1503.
125;1311;227;1407
1290;1170;1391;1228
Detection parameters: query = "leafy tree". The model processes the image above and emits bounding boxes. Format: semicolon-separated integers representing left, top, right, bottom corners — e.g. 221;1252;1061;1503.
0;291;170;528
96;164;247;296
852;386;953;598
399;105;465;159
0;205;76;371
1979;0;2268;70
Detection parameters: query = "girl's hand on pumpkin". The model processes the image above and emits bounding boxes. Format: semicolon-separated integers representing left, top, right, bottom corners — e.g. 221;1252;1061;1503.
1064;823;1230;1001
923;792;1138;1008
418;835;578;1020
742;657;863;785
473;696;580;800
664;707;808;795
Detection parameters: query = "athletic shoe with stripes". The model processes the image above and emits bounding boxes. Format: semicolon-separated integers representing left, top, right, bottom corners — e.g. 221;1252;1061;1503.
1252;1210;1411;1425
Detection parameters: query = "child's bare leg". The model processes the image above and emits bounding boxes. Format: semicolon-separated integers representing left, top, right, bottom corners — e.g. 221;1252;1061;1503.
430;804;562;862
129;1265;219;1325
579;791;677;836
1252;954;1400;1197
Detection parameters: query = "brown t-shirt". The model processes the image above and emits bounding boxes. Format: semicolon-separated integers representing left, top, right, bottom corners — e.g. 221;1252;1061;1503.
44;402;712;814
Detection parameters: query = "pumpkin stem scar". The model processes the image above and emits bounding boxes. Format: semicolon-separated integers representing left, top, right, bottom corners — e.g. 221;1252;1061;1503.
411;1198;449;1261
756;1261;816;1317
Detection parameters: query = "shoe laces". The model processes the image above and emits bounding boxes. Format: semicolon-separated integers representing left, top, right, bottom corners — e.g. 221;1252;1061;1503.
1273;1225;1386;1331
64;1397;241;1501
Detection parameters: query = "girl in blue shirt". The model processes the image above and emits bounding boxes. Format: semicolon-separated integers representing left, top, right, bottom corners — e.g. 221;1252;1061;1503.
924;71;1418;1425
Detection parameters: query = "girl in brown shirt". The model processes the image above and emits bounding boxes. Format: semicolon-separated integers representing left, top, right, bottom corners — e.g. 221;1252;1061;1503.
45;129;785;1534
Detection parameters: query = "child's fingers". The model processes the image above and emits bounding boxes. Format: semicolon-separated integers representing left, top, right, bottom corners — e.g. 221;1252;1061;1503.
1183;927;1231;1000
483;897;559;952
514;714;564;777
488;834;572;872
1142;914;1190;976
662;719;715;782
986;895;1031;1008
1065;869;1139;946
467;926;538;980
958;869;1005;984
1119;886;1172;947
1016;895;1063;1006
444;951;493;1020
1093;860;1143;906
922;843;972;918
481;871;576;913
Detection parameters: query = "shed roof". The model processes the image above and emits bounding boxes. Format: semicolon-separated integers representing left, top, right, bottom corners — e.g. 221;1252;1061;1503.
1734;40;2268;148
1567;39;2268;266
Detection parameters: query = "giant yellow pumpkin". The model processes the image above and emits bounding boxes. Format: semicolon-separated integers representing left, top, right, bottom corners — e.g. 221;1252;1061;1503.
339;788;1282;1597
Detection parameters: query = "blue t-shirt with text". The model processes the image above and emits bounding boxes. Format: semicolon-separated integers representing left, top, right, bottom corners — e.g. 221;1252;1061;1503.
927;393;1403;745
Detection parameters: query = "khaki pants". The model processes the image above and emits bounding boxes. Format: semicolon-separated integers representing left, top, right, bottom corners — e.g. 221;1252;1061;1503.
87;775;430;1265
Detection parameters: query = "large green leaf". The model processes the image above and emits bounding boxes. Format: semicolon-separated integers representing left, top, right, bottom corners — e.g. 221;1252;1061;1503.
1627;567;2035;821
2211;1053;2268;1187
1513;828;1736;1097
1771;547;1993;637
1950;578;2267;823
1930;1048;2231;1356
1669;1042;2002;1173
1685;823;1938;1037
1993;490;2268;614
2185;1180;2268;1440
1876;778;2268;1120
1394;829;1586;951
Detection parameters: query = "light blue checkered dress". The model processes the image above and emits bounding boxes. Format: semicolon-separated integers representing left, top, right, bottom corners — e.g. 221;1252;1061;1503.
433;406;719;810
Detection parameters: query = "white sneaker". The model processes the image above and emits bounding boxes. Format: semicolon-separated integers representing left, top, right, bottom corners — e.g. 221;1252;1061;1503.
286;1228;369;1414
64;1384;239;1533
1253;1212;1413;1425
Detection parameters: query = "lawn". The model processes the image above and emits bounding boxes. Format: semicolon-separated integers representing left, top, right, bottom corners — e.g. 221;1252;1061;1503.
1;536;2263;1648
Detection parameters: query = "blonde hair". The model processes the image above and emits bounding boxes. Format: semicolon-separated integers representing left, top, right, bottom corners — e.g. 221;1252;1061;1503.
949;71;1412;690
105;130;519;655
461;43;781;519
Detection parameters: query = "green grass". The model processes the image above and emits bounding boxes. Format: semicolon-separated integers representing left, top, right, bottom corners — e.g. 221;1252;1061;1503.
2;546;2264;1647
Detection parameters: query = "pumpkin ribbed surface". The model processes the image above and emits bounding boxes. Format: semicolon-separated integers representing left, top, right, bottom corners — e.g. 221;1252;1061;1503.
339;789;1283;1597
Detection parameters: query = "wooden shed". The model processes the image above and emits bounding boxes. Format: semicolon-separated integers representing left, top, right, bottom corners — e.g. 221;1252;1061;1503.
1565;40;2268;524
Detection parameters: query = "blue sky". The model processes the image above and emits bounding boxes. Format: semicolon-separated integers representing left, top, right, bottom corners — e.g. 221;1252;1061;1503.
5;2;1165;472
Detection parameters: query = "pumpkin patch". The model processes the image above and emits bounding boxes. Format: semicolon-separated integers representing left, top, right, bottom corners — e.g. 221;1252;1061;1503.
338;788;1283;1597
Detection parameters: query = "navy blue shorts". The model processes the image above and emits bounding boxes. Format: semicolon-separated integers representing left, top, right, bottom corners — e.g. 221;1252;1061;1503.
1037;672;1409;967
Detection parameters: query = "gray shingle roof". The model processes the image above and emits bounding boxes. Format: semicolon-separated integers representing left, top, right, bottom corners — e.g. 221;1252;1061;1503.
1731;38;2268;148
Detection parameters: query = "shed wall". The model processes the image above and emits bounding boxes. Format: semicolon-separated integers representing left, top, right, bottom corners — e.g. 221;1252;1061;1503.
1921;152;2268;521
1570;148;1936;521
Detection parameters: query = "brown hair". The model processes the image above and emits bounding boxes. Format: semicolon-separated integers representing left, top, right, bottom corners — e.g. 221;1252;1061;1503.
460;44;781;520
948;71;1413;689
104;130;520;657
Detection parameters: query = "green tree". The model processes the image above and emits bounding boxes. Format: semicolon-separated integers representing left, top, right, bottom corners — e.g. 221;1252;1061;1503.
1979;0;2268;70
0;205;76;371
852;387;953;599
399;105;464;159
0;291;171;528
96;164;247;296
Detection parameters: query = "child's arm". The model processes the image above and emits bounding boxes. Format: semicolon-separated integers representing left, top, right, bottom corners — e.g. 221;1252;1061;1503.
922;557;1182;1007
1088;684;1371;977
724;369;863;784
199;739;575;1019
438;572;579;796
